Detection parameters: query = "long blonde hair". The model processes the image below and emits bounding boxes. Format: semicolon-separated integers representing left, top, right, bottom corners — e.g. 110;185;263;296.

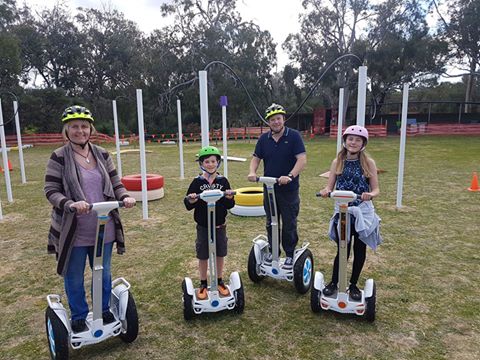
335;147;374;178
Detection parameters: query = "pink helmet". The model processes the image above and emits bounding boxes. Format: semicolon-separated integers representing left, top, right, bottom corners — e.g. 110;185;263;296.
343;125;369;143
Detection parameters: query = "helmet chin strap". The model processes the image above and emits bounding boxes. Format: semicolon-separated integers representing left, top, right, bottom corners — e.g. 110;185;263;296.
199;161;221;177
66;133;90;149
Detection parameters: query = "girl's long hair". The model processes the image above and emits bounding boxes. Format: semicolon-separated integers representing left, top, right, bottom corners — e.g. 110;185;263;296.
335;147;374;178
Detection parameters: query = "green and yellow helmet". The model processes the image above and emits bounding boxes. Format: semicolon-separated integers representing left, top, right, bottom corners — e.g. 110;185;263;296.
265;103;286;121
197;146;221;162
61;105;94;123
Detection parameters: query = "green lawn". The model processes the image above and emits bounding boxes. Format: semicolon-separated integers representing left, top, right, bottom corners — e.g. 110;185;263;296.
0;136;479;360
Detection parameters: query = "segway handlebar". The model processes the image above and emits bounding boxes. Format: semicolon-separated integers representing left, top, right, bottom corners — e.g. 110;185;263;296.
70;201;130;216
185;190;236;201
316;190;361;203
256;176;278;185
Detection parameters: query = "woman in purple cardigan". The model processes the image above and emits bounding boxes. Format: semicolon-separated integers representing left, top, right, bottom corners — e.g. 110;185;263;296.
44;105;135;333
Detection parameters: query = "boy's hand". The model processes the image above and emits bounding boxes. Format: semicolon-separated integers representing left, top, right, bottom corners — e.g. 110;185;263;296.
187;193;198;203
225;190;234;199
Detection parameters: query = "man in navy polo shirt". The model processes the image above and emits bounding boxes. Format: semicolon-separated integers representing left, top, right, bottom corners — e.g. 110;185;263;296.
247;103;307;269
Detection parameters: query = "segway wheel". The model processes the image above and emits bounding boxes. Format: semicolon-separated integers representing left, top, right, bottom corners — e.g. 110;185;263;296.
234;278;245;314
119;292;139;343
365;282;376;322
247;246;264;283
45;307;69;360
293;249;314;294
310;285;322;313
182;280;194;321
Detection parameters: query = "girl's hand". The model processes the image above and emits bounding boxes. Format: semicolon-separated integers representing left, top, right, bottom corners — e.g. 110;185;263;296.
123;197;136;208
319;188;331;198
187;193;198;203
70;200;90;214
361;192;374;201
225;190;234;199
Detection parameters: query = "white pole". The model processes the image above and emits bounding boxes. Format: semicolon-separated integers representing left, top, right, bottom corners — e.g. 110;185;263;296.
356;66;367;127
13;101;26;183
199;70;209;147
220;96;228;178
136;89;148;219
396;83;409;209
112;100;122;178
177;99;185;180
336;88;345;155
0;195;3;220
0;100;13;202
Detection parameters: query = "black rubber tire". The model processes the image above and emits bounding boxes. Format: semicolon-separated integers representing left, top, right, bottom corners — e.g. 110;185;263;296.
310;280;322;313
293;249;314;294
234;278;245;314
365;282;376;322
247;246;264;283
182;279;194;321
119;292;139;343
45;307;69;360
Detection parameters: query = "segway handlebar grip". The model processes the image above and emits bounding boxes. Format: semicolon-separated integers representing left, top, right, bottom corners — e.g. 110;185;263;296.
256;176;278;185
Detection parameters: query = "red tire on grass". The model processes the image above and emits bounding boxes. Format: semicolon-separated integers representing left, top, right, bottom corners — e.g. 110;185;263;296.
121;174;164;191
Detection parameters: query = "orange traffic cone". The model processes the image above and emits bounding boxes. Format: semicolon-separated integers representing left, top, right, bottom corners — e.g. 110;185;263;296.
468;172;480;192
0;160;13;173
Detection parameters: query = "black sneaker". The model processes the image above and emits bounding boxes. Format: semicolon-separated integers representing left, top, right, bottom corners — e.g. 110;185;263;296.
102;311;115;324
71;319;87;333
322;281;337;297
349;284;362;301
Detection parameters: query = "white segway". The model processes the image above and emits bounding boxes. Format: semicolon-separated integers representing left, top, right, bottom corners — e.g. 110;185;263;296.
182;189;244;320
45;201;139;359
247;176;313;294
310;191;376;322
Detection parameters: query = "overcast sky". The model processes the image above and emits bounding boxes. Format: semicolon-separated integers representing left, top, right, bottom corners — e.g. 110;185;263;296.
19;0;304;70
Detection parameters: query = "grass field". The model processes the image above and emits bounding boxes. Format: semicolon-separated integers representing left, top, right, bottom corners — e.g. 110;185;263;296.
0;136;479;360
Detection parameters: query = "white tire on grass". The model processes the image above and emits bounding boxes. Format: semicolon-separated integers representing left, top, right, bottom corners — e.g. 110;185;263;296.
230;205;265;217
129;187;164;202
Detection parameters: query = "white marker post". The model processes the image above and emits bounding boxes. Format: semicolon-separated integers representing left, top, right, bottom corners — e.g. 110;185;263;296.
336;88;345;155
396;83;409;209
136;89;148;219
112;100;122;178
177;98;185;180
0;99;13;202
220;96;228;178
13;101;26;183
356;66;367;127
199;70;209;147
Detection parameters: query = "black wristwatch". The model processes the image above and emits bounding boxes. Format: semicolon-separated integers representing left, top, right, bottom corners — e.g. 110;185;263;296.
287;173;294;180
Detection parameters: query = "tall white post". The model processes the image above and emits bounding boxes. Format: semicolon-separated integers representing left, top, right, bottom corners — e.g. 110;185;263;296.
177;99;185;180
0;100;13;202
13;101;26;183
199;70;209;147
336;88;345;155
356;66;367;127
0;195;3;220
112;100;122;178
396;83;409;209
136;89;148;219
220;96;228;178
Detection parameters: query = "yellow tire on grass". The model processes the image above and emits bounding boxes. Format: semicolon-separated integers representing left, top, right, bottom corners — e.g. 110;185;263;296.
234;187;264;206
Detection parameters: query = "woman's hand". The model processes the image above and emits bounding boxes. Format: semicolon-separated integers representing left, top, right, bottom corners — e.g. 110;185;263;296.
70;201;90;214
123;197;136;208
319;188;331;198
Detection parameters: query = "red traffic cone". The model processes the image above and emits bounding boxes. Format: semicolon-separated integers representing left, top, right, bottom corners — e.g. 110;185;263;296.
468;172;480;192
0;160;12;173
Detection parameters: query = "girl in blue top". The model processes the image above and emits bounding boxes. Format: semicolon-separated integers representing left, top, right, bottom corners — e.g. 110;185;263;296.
319;125;381;301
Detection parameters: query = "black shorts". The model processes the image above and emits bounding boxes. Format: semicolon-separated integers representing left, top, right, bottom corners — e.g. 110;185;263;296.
195;224;228;260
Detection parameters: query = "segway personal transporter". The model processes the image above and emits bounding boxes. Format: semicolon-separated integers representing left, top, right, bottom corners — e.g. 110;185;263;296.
310;191;376;321
45;201;139;359
247;176;313;293
182;189;244;320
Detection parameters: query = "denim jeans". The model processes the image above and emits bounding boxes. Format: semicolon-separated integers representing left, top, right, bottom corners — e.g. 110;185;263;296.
64;242;113;320
264;188;300;258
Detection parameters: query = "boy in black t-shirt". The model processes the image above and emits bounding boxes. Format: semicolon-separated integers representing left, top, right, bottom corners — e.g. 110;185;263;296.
184;146;235;300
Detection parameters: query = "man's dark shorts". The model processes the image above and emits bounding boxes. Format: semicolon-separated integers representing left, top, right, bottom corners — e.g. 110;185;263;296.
196;224;228;260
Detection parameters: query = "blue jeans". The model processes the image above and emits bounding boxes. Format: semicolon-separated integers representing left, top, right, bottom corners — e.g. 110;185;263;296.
64;242;113;320
264;188;300;258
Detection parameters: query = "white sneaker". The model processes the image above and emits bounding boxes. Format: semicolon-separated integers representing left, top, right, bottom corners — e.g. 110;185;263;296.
283;257;293;269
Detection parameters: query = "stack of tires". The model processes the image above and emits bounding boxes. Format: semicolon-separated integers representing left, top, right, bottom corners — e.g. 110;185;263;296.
121;174;164;201
230;187;265;217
